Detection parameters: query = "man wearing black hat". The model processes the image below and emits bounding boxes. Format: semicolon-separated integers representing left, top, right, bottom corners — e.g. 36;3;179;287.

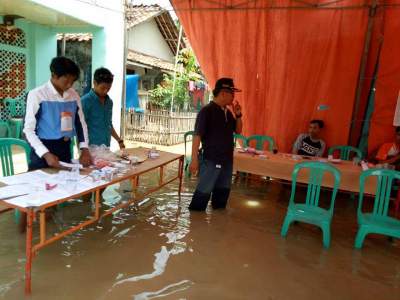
189;77;243;211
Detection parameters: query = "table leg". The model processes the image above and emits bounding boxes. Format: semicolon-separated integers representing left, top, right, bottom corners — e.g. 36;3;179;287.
178;157;183;197
25;208;34;295
159;166;164;186
39;210;46;244
95;189;101;220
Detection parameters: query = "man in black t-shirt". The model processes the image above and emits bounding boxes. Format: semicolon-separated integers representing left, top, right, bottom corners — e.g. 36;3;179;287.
292;119;326;157
189;78;243;211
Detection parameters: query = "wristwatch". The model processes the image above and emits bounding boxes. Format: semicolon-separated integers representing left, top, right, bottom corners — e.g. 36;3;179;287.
118;139;124;144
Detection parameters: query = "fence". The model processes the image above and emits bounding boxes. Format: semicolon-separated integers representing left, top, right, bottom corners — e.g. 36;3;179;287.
125;109;197;145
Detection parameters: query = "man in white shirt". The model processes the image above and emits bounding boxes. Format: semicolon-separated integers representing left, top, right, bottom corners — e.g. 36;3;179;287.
24;56;91;170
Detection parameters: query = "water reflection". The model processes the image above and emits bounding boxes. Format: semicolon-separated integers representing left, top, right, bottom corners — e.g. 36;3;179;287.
0;167;400;299
133;280;194;300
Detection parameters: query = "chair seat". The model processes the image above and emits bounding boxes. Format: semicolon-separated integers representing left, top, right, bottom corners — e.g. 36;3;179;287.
288;204;331;224
359;213;400;231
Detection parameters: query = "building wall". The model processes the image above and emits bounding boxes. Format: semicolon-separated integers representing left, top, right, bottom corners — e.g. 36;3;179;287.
31;0;125;149
128;19;174;62
0;17;55;95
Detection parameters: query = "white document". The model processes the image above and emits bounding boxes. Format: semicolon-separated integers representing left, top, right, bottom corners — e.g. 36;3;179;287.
0;170;51;185
4;177;106;208
0;185;32;199
59;161;83;169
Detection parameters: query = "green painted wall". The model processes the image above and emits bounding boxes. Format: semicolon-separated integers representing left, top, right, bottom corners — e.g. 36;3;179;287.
0;16;104;94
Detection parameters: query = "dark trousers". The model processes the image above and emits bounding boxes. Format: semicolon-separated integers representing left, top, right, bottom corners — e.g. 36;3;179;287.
29;138;72;171
189;159;233;211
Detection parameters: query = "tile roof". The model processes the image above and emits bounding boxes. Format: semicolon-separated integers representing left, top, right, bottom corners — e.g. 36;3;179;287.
125;4;164;28
127;49;177;72
56;33;92;42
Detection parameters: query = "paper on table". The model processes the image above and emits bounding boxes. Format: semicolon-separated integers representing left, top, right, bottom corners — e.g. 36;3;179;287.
4;177;107;208
5;189;70;208
0;184;32;199
0;170;51;185
60;161;83;169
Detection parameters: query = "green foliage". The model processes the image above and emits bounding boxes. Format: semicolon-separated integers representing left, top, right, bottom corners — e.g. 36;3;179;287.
149;48;202;109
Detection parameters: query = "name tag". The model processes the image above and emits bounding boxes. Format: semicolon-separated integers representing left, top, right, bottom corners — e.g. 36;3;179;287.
61;112;73;132
216;164;222;169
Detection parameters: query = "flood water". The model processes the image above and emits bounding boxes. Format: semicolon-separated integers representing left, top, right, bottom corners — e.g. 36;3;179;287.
0;164;400;299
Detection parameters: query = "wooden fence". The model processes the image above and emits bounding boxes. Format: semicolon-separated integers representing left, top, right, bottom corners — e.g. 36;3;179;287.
125;109;197;145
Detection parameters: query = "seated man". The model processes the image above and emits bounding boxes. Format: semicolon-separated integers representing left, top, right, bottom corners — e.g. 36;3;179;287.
292;119;326;157
375;126;400;165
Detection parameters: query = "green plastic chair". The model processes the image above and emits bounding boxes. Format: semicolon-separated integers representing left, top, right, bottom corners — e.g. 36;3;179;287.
281;161;341;248
0;121;11;138
0;138;31;224
234;133;247;148
70;136;77;159
354;169;400;249
4;98;26;139
328;145;362;161
184;131;195;175
0;138;30;177
246;134;275;151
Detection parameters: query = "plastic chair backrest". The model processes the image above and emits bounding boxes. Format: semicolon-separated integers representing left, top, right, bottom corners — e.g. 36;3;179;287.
184;131;195;157
4;98;26;118
70;136;77;159
290;161;341;215
234;133;247;148
328;145;362;161
0;138;31;176
0;121;11;138
358;169;400;218
246;135;275;151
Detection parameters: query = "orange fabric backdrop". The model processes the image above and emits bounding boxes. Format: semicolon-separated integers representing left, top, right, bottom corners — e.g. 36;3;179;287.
367;6;400;153
173;0;369;153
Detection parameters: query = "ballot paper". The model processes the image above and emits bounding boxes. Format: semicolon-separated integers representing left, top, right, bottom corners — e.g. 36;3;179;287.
0;184;32;199
0;170;52;185
4;177;106;208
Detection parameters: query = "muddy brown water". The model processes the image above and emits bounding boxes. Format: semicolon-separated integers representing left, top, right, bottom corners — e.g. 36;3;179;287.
0;165;400;299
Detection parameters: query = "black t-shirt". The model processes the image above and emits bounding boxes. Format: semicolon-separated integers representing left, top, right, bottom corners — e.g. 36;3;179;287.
295;134;324;157
194;101;236;165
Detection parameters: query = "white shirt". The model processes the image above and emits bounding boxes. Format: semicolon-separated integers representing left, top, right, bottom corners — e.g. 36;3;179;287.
23;81;89;157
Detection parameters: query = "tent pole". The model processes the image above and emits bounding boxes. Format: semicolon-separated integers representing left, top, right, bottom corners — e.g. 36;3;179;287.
121;0;129;142
170;24;183;114
348;0;378;145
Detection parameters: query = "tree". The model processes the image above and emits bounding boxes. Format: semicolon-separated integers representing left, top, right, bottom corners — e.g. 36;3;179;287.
149;48;203;110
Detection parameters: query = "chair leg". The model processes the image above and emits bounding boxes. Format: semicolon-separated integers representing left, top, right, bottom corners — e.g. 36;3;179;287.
394;190;400;218
15;122;22;139
14;209;20;224
184;160;191;177
354;227;368;249
280;215;292;237
321;223;331;248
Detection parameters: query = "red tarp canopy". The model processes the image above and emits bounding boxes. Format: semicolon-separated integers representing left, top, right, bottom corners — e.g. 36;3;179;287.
172;0;400;153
